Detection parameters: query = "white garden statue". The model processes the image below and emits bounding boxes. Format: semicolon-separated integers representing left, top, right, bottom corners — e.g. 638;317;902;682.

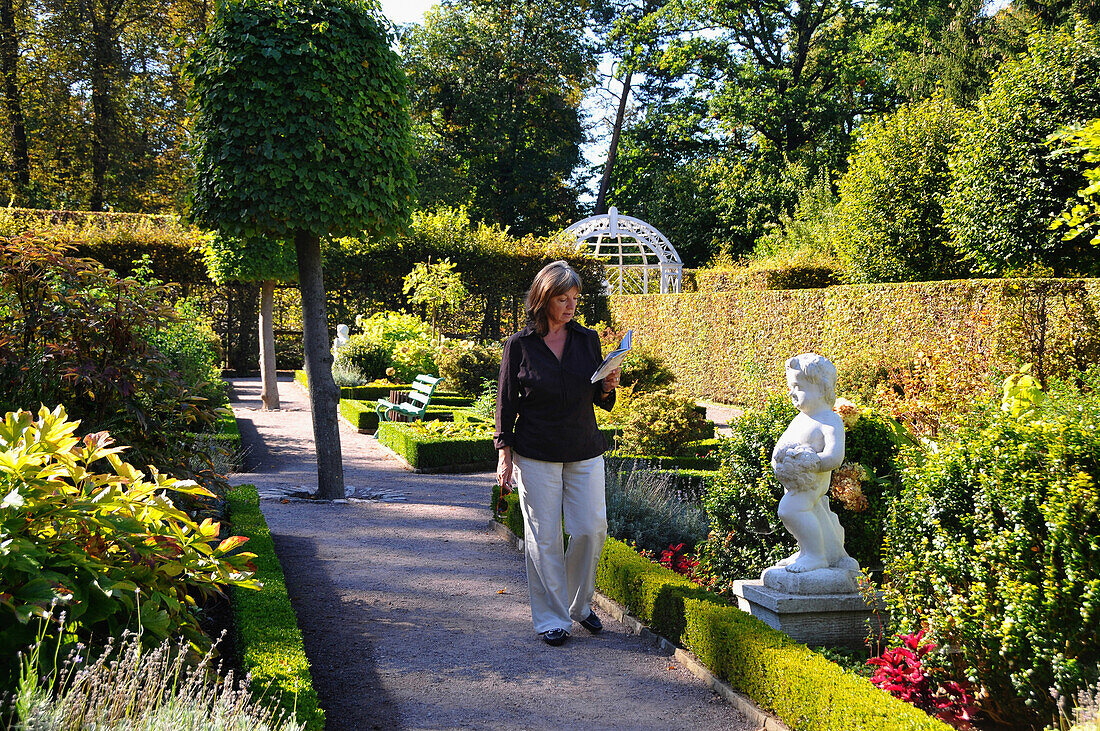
332;323;350;356
766;353;860;594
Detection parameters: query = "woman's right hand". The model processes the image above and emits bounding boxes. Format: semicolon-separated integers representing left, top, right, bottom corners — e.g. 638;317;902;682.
497;447;514;489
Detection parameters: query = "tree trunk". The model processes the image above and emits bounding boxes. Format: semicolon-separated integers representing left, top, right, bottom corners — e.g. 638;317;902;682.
295;229;344;500
595;68;632;216
258;279;280;410
0;0;29;191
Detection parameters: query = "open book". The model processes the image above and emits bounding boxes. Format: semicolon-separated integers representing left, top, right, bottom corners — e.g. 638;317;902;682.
591;330;632;383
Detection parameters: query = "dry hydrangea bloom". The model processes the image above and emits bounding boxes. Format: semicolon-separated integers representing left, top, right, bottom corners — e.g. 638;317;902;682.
833;398;861;428
830;462;870;512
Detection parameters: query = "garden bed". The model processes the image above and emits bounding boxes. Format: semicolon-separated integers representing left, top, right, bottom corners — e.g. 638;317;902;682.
492;489;952;731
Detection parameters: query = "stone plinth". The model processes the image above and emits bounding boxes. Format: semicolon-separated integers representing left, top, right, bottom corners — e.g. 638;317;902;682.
733;580;884;651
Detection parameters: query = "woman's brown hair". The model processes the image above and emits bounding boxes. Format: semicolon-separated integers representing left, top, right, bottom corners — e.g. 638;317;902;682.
525;260;582;335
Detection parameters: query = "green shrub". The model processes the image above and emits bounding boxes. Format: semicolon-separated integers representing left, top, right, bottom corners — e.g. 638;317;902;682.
376;421;497;471
615;389;713;457
356;310;431;348
436;339;502;396
0;235;222;484
883;383;1100;723
227;485;324;731
696;395;796;594
149;296;228;407
0;406;260;684
945;21;1100;276
470;379;497;420
832;94;963;283
620;346;676;392
389;337;438;382
333;333;391;380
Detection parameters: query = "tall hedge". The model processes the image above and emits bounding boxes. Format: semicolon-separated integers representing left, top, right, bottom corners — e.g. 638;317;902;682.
610;278;1100;436
944;20;1100;276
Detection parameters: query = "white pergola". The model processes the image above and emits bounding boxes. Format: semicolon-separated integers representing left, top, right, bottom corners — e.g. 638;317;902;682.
563;207;683;294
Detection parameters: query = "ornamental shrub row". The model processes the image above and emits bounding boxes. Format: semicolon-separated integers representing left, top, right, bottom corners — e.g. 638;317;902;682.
376;421;498;471
226;485;324;731
494;508;950;730
611;278;1100;436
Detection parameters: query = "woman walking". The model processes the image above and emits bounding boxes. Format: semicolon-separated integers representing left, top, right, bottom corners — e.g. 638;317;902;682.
495;260;620;646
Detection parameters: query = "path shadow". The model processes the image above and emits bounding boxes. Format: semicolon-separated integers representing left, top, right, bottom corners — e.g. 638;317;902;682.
269;533;406;731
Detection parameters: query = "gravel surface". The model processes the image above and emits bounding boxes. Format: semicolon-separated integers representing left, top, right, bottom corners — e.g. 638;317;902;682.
229;375;756;731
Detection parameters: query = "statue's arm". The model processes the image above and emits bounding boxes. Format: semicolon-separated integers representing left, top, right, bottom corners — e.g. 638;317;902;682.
817;421;845;472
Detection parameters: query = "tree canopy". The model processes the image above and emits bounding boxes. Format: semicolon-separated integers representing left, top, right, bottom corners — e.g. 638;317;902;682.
400;0;596;236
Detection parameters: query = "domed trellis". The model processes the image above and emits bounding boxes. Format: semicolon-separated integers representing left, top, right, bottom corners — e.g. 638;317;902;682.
563;207;682;294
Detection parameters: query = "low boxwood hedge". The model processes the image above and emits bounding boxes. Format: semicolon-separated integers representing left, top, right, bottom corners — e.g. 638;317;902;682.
377;421;497;471
226;485;324;731
494;495;951;731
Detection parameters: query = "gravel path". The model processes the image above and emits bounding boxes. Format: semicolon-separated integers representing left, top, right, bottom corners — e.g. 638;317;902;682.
229;375;756;731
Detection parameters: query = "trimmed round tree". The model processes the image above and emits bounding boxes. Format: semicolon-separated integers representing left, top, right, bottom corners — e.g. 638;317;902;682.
944;20;1100;276
189;0;416;498
832;94;964;283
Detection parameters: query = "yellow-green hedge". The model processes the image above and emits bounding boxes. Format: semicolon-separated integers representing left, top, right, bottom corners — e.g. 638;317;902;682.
226;486;324;731
610;278;1100;435
0;207;211;283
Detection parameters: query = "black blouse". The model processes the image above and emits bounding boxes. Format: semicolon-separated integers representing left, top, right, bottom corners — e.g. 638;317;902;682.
494;320;616;463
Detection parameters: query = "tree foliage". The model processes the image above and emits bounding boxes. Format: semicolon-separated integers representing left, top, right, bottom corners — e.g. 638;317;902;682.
188;0;415;242
945;20;1100;276
832;94;964;283
400;0;595;236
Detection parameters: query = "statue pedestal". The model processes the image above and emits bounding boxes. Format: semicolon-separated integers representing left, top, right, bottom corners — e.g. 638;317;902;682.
733;576;884;651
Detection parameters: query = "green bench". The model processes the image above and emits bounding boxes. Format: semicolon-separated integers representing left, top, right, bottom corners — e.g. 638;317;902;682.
375;374;444;428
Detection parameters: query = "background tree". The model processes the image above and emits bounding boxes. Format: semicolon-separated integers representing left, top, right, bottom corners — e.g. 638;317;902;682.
402;257;468;343
400;0;596;235
832;94;964;283
189;0;416;499
945;20;1100;276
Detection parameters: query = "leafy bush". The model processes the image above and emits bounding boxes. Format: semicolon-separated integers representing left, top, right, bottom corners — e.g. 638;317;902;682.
470;379;497;421
944;20;1100;276
619;347;676;392
333;333;391;380
0;235;223;485
0;406;259;683
832;94;963;283
436;339;502;396
355;310;432;348
605;461;710;554
227;486;324;730
389;337;438;382
883;380;1100;723
615;389;713;457
149;296;227;408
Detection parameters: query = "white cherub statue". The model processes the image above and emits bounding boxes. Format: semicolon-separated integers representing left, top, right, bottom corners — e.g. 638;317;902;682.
332;323;350;356
770;353;858;576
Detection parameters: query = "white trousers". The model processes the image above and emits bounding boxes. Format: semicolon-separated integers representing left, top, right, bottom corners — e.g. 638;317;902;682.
513;454;607;634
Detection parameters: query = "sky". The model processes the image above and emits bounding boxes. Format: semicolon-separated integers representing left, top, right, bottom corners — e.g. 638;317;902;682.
380;0;434;25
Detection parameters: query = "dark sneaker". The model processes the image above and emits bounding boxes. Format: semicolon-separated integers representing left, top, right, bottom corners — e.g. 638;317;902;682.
579;611;603;634
540;628;568;646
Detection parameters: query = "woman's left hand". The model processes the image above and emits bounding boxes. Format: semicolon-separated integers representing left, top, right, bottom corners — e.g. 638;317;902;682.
602;367;621;393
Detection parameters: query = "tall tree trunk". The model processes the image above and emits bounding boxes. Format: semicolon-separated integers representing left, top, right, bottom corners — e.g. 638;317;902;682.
0;0;28;191
295;229;343;499
82;0;117;211
595;68;632;216
258;279;280;410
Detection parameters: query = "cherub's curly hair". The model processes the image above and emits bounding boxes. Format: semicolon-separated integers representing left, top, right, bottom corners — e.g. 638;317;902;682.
785;353;837;404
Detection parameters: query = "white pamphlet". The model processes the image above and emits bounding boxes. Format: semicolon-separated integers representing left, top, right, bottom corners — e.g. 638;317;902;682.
591;330;632;383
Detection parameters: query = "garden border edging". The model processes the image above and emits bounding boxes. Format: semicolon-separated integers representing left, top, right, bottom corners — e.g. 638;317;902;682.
489;520;789;731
